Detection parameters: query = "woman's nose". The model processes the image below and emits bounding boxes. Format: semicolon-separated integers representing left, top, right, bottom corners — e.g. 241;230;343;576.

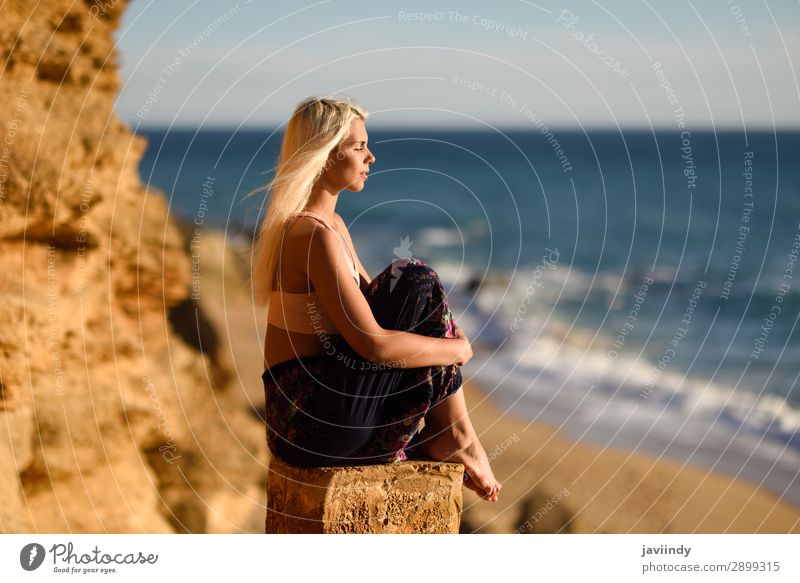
366;149;375;163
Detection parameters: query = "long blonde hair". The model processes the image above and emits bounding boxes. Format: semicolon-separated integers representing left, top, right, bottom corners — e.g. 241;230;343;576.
248;96;368;306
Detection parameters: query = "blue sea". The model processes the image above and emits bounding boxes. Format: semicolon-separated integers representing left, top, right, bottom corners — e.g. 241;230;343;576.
136;127;800;504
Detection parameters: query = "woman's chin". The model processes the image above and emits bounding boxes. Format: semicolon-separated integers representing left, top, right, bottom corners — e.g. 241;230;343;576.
345;182;366;192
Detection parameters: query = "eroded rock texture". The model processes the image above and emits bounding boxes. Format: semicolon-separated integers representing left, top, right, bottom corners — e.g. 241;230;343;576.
0;0;264;533
266;456;464;534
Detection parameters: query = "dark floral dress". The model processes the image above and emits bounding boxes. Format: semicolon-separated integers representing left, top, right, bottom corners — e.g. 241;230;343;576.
262;258;462;467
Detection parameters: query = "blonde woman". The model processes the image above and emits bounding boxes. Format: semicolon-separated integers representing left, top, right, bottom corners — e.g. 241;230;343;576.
251;96;501;502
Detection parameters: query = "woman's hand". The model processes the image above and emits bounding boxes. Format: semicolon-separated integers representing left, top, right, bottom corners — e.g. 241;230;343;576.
452;323;473;366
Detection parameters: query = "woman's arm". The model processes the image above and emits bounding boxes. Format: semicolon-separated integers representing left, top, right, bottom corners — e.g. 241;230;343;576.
307;225;468;369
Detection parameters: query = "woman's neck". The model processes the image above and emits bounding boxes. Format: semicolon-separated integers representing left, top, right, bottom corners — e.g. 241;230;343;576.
305;185;339;222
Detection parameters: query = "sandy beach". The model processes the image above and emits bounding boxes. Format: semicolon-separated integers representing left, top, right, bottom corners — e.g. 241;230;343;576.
459;381;800;533
207;229;800;534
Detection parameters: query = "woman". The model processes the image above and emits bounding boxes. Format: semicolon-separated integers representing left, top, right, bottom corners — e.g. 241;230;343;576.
251;96;501;502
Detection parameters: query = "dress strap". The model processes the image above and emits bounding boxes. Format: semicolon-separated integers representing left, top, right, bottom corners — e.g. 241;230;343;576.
288;211;359;281
292;210;335;229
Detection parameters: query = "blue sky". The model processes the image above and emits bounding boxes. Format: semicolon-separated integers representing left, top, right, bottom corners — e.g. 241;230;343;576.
115;0;800;129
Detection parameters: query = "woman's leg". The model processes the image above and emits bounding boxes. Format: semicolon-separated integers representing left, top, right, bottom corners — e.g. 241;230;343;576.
412;389;501;502
344;258;460;463
363;259;501;500
364;258;461;402
263;357;377;467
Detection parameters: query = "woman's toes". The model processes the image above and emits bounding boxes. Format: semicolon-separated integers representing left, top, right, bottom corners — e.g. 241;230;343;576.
464;472;495;499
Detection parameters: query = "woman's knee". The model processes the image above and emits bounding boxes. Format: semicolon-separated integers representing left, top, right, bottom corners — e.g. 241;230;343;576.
368;258;445;318
391;258;441;288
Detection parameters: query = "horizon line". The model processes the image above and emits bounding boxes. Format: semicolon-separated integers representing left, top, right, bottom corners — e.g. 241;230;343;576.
129;123;800;133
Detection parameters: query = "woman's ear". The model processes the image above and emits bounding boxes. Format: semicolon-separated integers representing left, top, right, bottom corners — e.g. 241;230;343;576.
319;148;339;176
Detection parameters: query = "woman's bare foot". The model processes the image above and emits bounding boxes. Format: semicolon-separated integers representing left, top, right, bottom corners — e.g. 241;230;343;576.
421;426;501;502
413;389;502;502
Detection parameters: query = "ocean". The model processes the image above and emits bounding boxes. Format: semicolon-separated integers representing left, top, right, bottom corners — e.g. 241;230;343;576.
136;127;800;504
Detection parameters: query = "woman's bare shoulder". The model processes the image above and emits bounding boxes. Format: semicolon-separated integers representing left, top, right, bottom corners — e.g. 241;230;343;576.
333;212;356;242
284;214;328;241
278;215;331;269
332;212;347;230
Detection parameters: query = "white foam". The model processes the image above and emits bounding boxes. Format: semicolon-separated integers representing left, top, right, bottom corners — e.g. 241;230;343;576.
444;262;800;505
416;226;464;247
464;340;800;506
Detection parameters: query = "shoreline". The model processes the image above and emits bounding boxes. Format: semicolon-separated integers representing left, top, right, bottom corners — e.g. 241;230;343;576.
459;376;799;533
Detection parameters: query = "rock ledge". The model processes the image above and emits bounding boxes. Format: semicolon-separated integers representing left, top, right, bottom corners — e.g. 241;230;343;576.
266;456;464;534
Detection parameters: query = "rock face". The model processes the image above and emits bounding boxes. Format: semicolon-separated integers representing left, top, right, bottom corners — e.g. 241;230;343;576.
266;456;465;534
0;1;265;533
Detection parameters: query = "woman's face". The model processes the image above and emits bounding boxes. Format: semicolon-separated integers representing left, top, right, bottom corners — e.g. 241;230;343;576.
321;118;375;192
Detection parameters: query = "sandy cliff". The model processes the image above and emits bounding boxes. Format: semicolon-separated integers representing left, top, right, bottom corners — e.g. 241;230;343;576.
0;0;265;533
